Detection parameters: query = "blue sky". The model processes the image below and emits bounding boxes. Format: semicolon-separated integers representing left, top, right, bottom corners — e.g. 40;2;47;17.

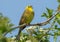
0;0;59;42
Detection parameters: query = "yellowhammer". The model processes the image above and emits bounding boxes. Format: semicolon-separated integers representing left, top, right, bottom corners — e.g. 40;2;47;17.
17;5;34;40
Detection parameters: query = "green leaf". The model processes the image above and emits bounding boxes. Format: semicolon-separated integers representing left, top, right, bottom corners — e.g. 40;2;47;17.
57;19;60;24
57;4;60;11
57;0;60;3
0;36;7;42
46;8;53;18
56;13;60;19
41;13;48;18
54;35;57;42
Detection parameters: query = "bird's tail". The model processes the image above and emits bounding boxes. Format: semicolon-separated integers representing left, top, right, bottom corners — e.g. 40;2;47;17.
16;26;26;41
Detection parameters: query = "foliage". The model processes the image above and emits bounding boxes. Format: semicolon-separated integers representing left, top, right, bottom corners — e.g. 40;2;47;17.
0;0;60;42
0;13;13;34
57;0;60;3
0;13;14;42
16;6;60;42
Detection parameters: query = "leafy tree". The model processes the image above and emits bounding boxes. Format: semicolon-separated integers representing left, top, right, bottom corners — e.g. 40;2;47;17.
0;0;60;42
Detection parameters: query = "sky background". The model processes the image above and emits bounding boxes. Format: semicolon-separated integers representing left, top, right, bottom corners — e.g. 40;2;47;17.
0;0;60;42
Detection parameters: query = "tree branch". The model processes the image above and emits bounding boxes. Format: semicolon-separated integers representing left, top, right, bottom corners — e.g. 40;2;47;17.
4;12;59;36
15;12;58;28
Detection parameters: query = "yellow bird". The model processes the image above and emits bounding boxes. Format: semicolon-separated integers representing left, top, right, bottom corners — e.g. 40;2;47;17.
17;5;34;40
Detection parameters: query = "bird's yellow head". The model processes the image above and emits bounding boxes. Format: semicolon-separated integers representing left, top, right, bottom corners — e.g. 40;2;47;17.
25;5;33;11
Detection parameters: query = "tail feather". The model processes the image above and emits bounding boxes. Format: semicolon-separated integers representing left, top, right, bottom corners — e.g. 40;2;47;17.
16;26;26;40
